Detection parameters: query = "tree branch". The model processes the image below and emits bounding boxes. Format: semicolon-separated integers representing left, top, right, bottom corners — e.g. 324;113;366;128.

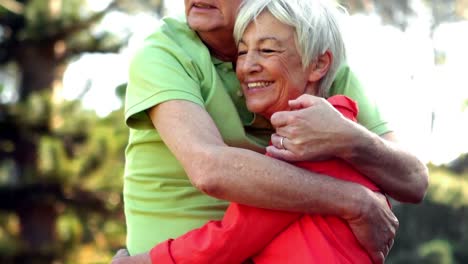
59;37;127;63
48;0;119;42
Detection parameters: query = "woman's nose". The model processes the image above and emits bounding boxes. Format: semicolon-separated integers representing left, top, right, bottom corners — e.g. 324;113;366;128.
240;52;261;74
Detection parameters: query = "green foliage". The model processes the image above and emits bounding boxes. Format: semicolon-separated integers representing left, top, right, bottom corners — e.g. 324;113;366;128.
0;89;128;262
21;0;87;40
15;91;51;127
388;164;468;264
426;164;468;208
115;83;127;101
0;212;20;255
419;239;454;264
56;208;126;264
0;0;164;262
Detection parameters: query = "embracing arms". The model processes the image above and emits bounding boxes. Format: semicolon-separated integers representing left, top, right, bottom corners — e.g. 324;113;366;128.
148;99;397;263
151;100;365;216
111;99;398;264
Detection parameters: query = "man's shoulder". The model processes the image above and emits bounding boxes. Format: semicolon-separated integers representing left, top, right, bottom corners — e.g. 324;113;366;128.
132;15;211;69
155;15;194;41
147;15;203;50
329;64;352;93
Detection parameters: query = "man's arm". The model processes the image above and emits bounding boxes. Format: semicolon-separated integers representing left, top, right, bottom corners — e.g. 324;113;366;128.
150;99;359;215
148;99;398;262
267;95;429;203
347;130;428;203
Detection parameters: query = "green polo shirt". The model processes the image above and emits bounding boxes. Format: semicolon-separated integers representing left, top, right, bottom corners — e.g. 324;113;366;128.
124;15;389;254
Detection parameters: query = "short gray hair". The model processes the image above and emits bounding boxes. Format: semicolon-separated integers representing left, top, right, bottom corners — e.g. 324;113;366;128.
234;0;347;97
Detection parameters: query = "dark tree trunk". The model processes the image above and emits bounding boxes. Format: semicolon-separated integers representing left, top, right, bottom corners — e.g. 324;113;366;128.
15;41;59;100
5;38;62;262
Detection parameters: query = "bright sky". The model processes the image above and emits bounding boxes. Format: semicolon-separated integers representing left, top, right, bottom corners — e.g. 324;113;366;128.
62;11;158;114
61;3;468;165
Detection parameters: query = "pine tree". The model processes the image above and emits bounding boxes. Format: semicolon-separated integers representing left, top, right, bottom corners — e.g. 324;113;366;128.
0;1;162;263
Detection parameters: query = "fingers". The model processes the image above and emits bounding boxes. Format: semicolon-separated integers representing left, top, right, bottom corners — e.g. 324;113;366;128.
385;212;399;240
270;133;301;154
288;94;320;110
266;145;297;161
113;248;130;258
270;111;290;128
271;133;287;150
379;215;398;262
353;192;398;264
393;217;400;229
267;134;302;161
270;95;321;128
388;238;395;251
111;248;130;264
382;241;390;259
370;251;385;264
377;238;394;264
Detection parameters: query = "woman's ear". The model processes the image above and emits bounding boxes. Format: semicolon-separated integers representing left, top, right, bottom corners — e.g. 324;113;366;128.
308;50;332;82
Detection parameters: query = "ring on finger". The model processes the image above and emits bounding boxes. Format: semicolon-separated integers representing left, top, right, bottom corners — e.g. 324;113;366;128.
280;136;287;150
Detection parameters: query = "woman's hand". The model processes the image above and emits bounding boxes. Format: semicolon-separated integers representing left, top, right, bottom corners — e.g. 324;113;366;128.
267;94;354;161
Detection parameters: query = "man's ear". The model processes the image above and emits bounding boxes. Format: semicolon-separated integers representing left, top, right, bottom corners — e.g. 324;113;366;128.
308;50;332;82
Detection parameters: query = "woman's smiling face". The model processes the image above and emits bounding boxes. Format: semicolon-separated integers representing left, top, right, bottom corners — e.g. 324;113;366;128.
236;11;316;118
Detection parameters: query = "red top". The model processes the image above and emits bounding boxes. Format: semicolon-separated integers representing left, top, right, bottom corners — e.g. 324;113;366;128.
150;95;384;264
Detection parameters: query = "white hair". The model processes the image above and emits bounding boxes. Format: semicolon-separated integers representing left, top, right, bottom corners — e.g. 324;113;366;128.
234;0;347;97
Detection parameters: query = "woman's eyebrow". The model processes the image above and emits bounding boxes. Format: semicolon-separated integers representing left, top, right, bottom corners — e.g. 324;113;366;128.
258;36;282;44
238;36;285;47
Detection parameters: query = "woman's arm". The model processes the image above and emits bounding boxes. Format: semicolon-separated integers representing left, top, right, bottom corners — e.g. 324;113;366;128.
111;204;299;264
267;95;429;203
149;204;300;263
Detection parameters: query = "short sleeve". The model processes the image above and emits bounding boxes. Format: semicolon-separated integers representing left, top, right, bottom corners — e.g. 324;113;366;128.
124;28;205;129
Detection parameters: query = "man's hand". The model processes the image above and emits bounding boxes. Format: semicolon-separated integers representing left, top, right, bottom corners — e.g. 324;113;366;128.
344;190;399;264
267;94;355;162
111;249;152;264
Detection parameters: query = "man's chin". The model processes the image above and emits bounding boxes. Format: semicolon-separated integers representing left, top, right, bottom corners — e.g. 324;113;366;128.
188;19;223;32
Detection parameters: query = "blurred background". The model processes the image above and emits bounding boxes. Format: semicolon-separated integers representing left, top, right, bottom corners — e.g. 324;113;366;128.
0;0;467;263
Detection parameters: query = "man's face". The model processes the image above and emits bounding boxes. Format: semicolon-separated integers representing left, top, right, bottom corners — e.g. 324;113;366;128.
184;0;242;34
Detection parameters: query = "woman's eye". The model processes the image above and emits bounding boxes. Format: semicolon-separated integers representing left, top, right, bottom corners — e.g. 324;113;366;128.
238;50;247;56
261;49;276;53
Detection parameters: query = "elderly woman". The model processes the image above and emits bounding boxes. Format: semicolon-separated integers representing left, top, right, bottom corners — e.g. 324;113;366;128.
114;0;394;263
